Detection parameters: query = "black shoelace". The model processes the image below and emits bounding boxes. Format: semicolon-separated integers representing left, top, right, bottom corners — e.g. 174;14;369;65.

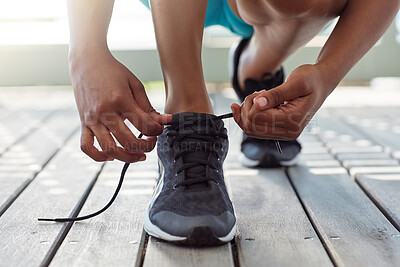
38;112;281;222
167;114;228;188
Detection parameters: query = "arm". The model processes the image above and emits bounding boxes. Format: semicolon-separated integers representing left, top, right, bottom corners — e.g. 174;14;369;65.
232;0;400;139
316;0;400;92
67;0;171;162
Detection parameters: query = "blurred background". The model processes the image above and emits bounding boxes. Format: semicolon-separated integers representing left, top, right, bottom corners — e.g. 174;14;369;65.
0;0;399;89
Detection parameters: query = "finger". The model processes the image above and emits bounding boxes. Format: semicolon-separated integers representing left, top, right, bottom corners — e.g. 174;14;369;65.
89;124;146;163
231;103;242;127
128;78;172;124
148;110;172;125
128;77;154;113
104;117;157;153
253;83;300;110
121;98;164;136
80;126;112;162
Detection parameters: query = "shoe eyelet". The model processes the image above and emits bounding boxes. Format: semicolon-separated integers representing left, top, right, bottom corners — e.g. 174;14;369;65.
172;184;178;190
217;157;220;161
215;181;220;185
173;159;176;163
175;173;178;177
216;170;219;173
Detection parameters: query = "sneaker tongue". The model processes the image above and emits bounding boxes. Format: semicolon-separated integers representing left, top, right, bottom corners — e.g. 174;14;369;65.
170;113;224;190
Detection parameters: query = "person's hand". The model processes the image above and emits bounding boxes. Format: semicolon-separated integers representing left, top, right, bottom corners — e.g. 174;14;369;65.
231;64;333;140
70;49;171;163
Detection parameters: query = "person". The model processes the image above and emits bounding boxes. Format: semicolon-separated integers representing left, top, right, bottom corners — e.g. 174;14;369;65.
67;0;400;245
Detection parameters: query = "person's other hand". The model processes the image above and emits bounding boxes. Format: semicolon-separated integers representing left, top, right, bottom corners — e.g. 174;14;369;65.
70;50;171;162
231;64;332;140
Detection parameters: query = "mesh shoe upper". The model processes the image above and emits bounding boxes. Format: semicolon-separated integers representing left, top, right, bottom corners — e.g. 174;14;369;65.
148;112;236;238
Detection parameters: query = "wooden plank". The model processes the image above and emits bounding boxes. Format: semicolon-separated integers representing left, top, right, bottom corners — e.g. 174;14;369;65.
228;165;333;267
342;159;399;169
220;130;332;266
0;110;79;213
327;107;400;158
211;95;332;266
288;153;400;266
0;132;103;266
50;154;159;266
0;109;51;154
336;152;393;161
356;174;400;230
143;238;234;267
314;113;400;177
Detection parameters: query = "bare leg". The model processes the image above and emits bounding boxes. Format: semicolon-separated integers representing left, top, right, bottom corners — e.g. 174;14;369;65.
228;0;347;90
149;0;212;114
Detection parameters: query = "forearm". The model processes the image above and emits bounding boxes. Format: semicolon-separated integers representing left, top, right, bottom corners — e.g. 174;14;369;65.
67;0;114;58
315;0;400;93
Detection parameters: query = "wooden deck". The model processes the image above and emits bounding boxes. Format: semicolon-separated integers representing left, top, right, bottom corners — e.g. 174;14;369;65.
1;87;400;266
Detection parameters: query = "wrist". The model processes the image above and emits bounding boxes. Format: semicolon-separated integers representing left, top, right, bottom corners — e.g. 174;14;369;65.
69;43;110;64
312;62;342;96
68;43;111;72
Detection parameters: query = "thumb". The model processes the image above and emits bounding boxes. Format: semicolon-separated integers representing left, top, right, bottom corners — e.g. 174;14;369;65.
253;84;294;110
149;111;172;125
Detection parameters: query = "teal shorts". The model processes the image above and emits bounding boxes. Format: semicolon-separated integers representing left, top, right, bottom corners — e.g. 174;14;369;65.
139;0;254;38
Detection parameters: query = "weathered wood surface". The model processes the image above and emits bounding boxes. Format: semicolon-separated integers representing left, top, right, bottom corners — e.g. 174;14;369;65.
288;135;400;266
50;157;158;267
356;173;400;230
0;110;79;215
0;132;103;266
0;89;400;267
229;165;332;267
0;110;51;154
143;238;234;267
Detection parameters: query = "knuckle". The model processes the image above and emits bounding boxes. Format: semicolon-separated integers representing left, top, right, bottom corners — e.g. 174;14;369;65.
93;102;107;114
132;80;145;92
243;120;252;131
83;111;100;125
103;144;117;155
113;95;126;107
80;143;90;153
298;80;311;94
269;89;283;105
146;123;161;135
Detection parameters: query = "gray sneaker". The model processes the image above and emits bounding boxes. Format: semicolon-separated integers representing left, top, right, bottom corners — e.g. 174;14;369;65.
144;112;237;246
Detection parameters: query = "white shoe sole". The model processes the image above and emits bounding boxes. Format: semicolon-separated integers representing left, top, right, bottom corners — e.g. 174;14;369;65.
239;153;300;167
143;205;237;243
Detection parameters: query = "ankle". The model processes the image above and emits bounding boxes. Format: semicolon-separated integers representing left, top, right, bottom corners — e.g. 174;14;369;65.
238;40;283;90
165;93;213;114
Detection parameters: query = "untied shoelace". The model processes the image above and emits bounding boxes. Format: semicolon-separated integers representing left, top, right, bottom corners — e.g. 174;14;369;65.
38;112;281;222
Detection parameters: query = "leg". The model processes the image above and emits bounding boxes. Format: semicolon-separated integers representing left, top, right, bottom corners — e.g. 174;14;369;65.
149;0;212;114
227;0;347;167
229;0;347;89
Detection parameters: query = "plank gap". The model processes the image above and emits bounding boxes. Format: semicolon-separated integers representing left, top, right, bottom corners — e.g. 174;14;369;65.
40;163;106;266
0;125;79;217
0;110;54;157
284;167;338;267
230;238;240;267
355;179;400;232
314;119;400;234
137;233;150;267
